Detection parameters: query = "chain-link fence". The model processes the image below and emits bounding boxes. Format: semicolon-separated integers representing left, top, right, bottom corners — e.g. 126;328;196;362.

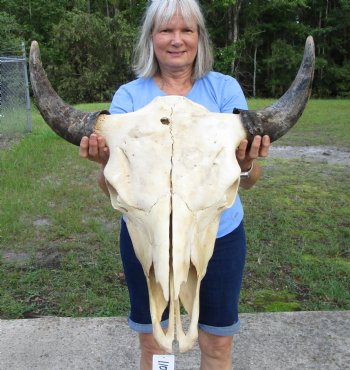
0;42;32;138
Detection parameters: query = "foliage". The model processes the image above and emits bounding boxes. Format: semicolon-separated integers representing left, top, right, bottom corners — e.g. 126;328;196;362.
263;40;303;97
1;0;350;100
214;44;238;75
0;12;23;54
204;0;350;98
48;10;135;103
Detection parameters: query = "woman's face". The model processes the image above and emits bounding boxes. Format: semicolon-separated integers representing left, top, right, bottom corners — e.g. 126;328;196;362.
152;13;199;74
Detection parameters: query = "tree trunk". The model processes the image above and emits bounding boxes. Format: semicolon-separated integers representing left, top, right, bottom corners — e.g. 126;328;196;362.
227;6;233;44
106;0;110;17
253;44;258;97
29;0;32;20
233;0;243;43
230;0;243;73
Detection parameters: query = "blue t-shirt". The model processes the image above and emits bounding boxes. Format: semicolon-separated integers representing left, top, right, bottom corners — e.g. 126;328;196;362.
109;71;248;238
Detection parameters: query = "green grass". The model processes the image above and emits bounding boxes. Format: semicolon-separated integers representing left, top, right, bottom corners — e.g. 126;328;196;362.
248;98;350;148
240;158;349;312
0;99;349;319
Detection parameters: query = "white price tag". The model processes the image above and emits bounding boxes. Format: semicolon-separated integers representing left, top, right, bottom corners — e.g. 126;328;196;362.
152;354;175;370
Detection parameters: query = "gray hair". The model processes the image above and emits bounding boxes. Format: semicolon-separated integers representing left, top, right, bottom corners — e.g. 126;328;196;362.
133;0;213;79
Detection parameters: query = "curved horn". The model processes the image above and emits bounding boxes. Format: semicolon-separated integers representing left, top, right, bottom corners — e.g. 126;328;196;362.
238;36;315;144
29;41;109;146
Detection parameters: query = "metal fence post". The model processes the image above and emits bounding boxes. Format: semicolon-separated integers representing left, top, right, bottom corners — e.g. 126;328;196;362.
22;41;32;132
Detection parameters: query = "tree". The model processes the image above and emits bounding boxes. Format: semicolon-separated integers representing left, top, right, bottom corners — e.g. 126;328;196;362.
0;12;23;54
205;0;244;77
303;0;350;96
229;0;310;97
2;0;349;99
50;10;136;103
227;0;243;44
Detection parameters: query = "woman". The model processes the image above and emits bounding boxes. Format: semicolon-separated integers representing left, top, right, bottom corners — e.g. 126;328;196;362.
80;1;270;369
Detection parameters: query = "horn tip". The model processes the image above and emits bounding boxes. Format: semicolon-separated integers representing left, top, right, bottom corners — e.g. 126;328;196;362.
30;40;39;50
30;40;40;63
306;35;315;54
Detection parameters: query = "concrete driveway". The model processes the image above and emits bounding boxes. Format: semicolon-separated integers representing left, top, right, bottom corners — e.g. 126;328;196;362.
0;311;349;370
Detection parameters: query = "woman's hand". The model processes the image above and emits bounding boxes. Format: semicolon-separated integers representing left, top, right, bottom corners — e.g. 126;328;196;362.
236;135;270;189
236;135;270;171
79;134;110;196
79;133;109;166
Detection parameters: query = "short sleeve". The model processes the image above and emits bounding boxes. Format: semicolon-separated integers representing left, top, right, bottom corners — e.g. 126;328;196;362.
220;75;248;113
109;85;134;114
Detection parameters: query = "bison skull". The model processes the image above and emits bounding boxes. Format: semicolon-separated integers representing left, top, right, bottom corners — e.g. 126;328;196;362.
29;37;315;352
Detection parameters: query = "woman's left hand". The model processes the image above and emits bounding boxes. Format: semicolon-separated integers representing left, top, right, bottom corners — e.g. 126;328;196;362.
236;135;270;171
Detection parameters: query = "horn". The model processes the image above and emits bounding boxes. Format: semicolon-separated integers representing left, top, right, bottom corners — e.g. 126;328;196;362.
238;36;315;143
29;41;109;146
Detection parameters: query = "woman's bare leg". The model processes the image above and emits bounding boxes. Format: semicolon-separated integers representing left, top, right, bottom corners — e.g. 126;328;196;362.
139;333;166;370
198;330;233;370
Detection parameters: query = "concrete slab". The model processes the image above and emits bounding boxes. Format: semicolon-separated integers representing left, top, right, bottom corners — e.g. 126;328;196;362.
0;311;349;370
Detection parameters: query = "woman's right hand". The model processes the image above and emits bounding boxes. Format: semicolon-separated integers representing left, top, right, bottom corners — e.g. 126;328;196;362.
79;134;109;166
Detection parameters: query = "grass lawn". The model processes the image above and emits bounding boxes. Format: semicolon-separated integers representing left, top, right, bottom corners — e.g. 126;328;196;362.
0;99;349;319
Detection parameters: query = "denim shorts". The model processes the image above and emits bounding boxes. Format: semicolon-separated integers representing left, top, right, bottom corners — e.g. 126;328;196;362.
119;218;246;336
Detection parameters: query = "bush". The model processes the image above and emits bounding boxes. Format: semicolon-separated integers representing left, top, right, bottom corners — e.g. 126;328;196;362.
49;10;136;104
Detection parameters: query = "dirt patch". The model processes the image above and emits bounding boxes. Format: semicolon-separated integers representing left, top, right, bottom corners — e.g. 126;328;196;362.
33;218;52;227
0;248;61;268
269;145;350;166
1;251;31;266
35;248;62;269
0;134;24;150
